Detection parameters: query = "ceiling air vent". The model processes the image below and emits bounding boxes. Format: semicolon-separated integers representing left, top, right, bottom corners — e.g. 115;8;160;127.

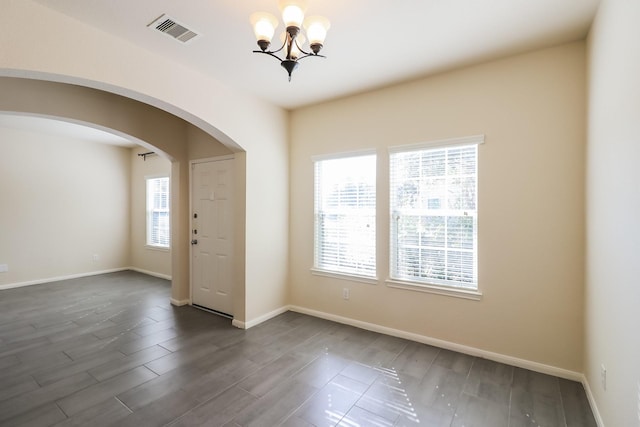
148;14;199;44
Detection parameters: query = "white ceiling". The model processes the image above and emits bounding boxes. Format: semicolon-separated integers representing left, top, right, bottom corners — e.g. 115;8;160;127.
33;0;600;110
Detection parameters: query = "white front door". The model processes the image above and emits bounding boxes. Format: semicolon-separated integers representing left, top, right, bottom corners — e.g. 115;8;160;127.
191;158;234;316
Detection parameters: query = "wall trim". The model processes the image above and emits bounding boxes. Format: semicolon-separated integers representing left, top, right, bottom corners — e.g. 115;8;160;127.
190;154;235;165
233;305;290;330
0;267;130;291
289;305;583;382
129;267;172;281
170;298;190;307
581;376;605;427
231;319;246;329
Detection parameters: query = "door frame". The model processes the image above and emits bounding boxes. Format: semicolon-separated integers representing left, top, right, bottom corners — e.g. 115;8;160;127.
188;154;236;309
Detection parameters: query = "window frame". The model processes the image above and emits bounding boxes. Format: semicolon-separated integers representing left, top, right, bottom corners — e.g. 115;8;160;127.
146;175;170;250
311;150;378;283
387;135;484;300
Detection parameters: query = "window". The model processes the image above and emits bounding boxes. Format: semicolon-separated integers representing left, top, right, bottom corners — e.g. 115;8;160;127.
313;153;376;279
389;136;481;290
146;176;170;248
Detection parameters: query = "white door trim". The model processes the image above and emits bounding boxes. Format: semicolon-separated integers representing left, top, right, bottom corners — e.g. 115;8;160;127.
190;154;235;165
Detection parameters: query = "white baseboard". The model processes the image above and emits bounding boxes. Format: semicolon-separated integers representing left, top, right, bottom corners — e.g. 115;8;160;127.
231;319;246;329
232;305;291;330
581;376;605;427
0;267;130;291
289;305;584;382
170;298;190;307
128;267;171;281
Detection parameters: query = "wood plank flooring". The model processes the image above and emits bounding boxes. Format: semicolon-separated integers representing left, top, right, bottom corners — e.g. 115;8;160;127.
0;271;597;426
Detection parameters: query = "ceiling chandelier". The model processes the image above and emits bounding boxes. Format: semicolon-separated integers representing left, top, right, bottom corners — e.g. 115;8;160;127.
250;0;330;81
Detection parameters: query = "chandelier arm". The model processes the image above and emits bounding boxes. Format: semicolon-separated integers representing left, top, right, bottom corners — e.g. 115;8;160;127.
252;50;285;62
294;39;312;56
296;53;327;61
268;37;288;55
252;36;288;58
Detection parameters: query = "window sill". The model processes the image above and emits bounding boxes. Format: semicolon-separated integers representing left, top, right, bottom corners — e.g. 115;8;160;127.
385;279;482;301
145;245;170;252
311;268;378;285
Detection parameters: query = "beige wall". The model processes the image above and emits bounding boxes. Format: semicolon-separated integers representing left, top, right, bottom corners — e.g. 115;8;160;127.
585;0;640;425
290;42;586;372
130;146;172;278
187;124;233;160
0;123;130;287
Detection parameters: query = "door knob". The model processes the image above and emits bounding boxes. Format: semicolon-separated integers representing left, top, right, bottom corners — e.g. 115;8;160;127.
191;239;198;245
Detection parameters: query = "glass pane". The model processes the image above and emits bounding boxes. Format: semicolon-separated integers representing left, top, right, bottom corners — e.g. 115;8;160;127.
421;148;446;177
447;176;476;210
422;249;446;280
447;216;474;249
147;176;170;247
446;250;475;285
315;154;376;276
393;179;419;209
390;142;478;289
419;216;445;248
397;245;419;277
447;146;476;175
318;213;375;273
395;214;418;247
420;177;446;210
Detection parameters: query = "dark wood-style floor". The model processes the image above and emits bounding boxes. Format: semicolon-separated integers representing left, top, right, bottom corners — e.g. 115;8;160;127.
0;271;596;427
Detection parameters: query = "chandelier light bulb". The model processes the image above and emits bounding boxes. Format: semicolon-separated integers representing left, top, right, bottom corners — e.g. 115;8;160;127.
278;0;307;29
250;12;278;44
304;16;330;48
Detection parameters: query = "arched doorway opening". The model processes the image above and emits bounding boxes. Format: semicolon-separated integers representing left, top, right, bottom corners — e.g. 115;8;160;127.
0;77;247;321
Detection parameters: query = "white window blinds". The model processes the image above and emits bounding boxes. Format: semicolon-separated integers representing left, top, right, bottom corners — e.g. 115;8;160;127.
314;154;376;278
146;176;170;248
390;138;480;289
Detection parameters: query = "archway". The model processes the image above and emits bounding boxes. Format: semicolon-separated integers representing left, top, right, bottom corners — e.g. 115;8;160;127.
0;77;247;320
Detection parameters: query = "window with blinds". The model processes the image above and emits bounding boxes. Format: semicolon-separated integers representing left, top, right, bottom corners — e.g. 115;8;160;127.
389;137;480;290
146;176;170;248
314;153;376;278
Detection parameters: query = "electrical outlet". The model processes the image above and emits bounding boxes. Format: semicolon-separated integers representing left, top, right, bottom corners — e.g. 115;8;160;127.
601;364;607;391
92;254;100;262
0;264;8;273
342;288;350;300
